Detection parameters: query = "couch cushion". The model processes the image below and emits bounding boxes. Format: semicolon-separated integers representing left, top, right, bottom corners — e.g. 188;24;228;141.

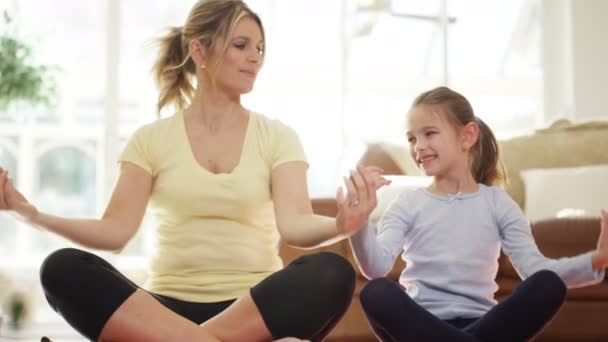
500;119;608;209
521;164;608;222
359;143;409;175
499;217;604;281
498;277;608;301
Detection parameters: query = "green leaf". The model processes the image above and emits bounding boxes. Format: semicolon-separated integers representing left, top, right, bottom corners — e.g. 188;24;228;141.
3;10;11;25
0;11;57;111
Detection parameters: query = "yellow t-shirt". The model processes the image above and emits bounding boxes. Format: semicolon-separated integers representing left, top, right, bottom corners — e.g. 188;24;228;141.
119;111;307;302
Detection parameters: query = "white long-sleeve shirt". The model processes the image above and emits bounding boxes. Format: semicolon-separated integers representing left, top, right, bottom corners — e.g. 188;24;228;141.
350;184;605;320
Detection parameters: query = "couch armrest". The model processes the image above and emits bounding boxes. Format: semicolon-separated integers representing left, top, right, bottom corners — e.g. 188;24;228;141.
499;217;603;279
532;217;600;257
359;143;406;175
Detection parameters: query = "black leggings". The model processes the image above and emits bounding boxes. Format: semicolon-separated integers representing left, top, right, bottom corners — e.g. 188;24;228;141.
39;248;356;341
360;270;566;342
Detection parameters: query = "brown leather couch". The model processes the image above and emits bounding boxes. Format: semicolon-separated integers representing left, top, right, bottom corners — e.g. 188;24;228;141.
279;145;608;341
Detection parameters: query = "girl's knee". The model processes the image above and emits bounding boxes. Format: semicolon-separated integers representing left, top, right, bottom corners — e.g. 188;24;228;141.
359;278;401;318
360;278;395;305
527;270;566;305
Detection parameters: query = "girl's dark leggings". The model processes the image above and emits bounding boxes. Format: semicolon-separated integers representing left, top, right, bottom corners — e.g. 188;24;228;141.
360;270;567;342
39;248;356;341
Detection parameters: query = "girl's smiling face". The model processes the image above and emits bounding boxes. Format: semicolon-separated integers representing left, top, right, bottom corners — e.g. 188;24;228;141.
405;105;467;177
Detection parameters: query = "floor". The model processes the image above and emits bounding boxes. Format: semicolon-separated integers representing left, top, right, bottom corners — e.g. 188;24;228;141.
0;320;83;341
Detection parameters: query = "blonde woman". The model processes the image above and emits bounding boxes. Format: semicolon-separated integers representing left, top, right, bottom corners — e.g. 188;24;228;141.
0;1;390;340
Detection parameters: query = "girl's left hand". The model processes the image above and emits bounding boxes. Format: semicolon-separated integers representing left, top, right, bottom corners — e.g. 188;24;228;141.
595;209;608;268
336;165;391;236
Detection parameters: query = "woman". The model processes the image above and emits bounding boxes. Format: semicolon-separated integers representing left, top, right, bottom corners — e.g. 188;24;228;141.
0;1;389;340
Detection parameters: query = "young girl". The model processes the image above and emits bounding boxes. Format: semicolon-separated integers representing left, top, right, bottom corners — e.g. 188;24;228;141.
343;86;608;341
0;1;370;341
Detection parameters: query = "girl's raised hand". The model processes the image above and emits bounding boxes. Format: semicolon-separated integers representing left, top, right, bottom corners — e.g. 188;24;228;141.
336;165;391;236
596;209;608;268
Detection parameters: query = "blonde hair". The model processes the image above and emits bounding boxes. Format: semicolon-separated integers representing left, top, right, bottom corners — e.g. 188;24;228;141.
152;0;265;115
412;86;506;186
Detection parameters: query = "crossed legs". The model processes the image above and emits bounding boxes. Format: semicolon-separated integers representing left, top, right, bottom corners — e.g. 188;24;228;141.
40;248;355;342
359;270;566;342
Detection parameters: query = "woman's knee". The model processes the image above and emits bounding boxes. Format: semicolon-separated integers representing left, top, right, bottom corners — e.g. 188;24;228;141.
288;251;356;313
39;248;138;340
305;252;356;294
39;248;92;293
250;253;356;339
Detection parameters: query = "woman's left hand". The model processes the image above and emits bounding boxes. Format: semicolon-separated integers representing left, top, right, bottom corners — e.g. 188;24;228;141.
336;165;391;236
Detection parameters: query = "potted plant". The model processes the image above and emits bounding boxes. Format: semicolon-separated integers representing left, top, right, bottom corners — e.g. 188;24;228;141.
0;10;56;117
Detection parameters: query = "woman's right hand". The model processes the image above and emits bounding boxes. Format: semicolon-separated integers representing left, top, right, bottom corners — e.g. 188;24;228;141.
0;167;39;222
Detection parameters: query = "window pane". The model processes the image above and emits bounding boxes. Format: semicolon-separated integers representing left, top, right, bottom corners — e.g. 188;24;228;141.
119;0;196;123
346;10;444;150
0;109;16;123
0;146;18;255
13;0;105;123
391;0;441;17
120;214;155;257
447;0;542;137
31;145;96;254
0;145;18;181
245;0;346;196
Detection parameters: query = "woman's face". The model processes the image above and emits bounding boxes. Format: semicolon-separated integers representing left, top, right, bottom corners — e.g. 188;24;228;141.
205;16;264;95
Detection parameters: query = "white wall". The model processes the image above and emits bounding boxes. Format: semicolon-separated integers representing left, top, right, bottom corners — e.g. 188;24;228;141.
543;0;608;123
